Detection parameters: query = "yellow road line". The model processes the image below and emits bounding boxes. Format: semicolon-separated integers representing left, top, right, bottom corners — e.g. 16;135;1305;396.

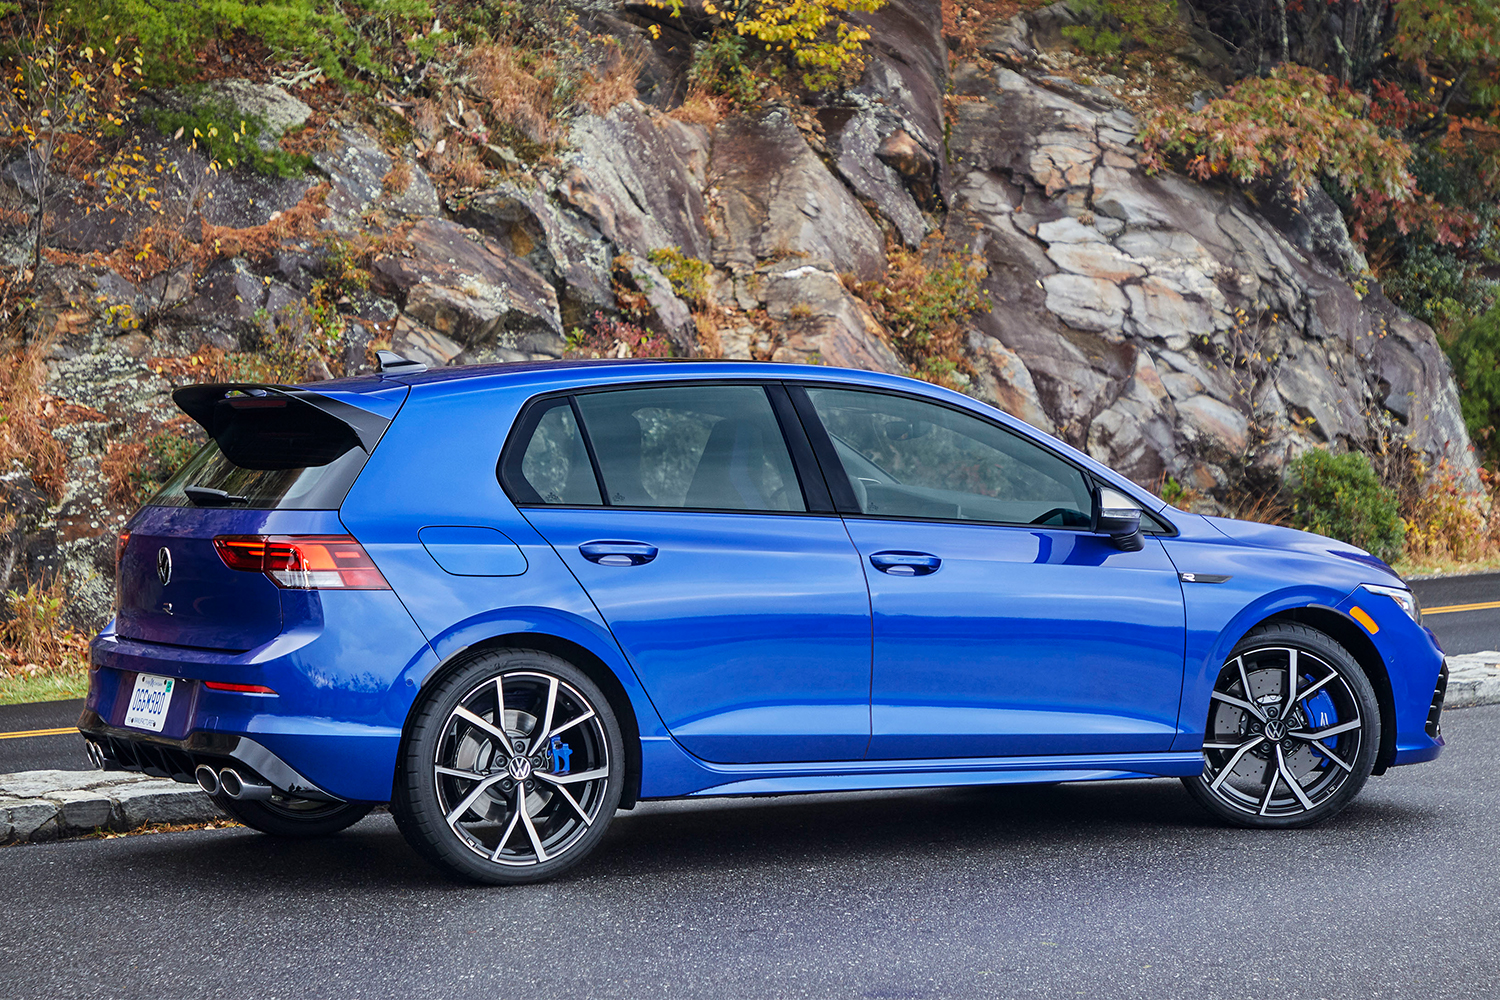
0;726;75;740
1423;600;1500;616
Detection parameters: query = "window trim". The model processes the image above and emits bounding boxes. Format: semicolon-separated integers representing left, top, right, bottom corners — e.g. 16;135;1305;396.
497;380;838;517
785;382;1177;536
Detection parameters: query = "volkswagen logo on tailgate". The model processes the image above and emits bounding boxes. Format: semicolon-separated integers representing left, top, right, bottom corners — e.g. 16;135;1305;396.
157;547;172;586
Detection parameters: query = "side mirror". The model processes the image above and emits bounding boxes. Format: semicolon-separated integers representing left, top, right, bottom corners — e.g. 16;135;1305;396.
1092;487;1144;551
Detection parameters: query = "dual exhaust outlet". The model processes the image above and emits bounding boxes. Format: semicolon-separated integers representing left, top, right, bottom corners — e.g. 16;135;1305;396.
195;764;274;801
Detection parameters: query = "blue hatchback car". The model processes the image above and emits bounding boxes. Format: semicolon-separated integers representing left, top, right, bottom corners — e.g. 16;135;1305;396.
81;358;1448;883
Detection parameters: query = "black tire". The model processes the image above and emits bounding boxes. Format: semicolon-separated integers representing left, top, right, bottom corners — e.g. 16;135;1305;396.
1182;622;1380;829
392;648;625;885
212;794;373;838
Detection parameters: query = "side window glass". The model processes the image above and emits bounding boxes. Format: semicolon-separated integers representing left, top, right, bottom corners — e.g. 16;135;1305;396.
573;385;806;512
511;400;602;505
806;387;1093;527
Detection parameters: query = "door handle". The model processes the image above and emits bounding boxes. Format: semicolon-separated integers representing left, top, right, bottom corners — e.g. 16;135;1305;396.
869;551;941;576
579;541;659;567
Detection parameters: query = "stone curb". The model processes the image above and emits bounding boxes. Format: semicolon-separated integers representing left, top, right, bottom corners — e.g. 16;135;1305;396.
1445;652;1500;709
0;770;223;845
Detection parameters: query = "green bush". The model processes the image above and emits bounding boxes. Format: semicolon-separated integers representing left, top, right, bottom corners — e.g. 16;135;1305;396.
1382;240;1497;335
1449;303;1500;468
1287;449;1406;562
141;93;312;177
57;0;433;84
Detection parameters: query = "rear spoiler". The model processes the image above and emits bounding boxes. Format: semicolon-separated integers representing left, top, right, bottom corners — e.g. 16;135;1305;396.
173;384;392;454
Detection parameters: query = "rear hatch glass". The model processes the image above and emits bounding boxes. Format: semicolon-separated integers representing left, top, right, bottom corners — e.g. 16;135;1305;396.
150;384;401;510
115;382;405;649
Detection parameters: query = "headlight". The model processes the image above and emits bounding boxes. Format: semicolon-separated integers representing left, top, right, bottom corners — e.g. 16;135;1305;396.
1364;584;1421;624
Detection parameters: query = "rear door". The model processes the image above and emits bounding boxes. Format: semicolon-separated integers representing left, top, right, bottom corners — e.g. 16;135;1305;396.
505;382;873;764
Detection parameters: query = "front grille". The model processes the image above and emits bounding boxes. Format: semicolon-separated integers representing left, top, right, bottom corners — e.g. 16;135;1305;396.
1426;662;1448;739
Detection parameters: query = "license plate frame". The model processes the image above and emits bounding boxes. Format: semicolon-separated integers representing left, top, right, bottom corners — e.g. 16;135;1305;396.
123;673;177;733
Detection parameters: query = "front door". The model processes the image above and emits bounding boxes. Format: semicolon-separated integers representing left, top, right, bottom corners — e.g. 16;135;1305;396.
505;383;872;764
797;385;1186;760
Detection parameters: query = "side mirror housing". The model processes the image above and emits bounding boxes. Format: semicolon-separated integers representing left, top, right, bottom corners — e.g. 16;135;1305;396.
1092;487;1144;551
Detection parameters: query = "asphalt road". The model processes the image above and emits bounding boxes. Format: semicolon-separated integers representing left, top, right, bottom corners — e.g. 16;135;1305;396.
0;700;84;774
1410;572;1500;655
3;704;1497;1000
1;574;1496;774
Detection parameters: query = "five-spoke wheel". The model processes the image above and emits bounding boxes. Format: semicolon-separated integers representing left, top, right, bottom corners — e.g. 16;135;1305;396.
393;649;624;884
1182;622;1380;828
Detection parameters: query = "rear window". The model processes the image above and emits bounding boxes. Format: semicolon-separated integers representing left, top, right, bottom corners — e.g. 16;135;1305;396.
150;395;376;510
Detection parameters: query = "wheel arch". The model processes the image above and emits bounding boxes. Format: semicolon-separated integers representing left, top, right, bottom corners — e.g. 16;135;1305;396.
1260;605;1397;774
399;632;645;809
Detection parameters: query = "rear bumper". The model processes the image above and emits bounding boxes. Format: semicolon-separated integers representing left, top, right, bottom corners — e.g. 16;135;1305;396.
88;588;439;802
77;710;342;801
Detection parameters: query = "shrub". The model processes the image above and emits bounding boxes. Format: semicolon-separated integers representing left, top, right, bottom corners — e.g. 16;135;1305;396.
1448;303;1500;468
1381;240;1498;336
1060;0;1175;57
648;0;886;91
1401;460;1492;564
647;247;712;306
1287;449;1406;562
52;0;434;85
1141;65;1415;204
0;340;67;497
0;576;88;676
854;240;988;388
141;93;313;177
564;313;672;359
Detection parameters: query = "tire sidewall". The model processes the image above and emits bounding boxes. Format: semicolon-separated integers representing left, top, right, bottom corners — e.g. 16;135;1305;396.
1184;623;1381;829
394;648;626;885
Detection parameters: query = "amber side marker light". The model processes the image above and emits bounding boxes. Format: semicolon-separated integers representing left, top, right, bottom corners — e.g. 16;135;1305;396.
213;535;390;590
203;681;278;695
1348;606;1380;634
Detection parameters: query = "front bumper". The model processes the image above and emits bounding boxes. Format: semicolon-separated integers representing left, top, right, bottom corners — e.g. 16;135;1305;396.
78;710;343;801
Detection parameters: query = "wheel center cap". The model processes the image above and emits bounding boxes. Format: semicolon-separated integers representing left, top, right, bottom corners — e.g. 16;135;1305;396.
508;756;533;781
1264;719;1287;741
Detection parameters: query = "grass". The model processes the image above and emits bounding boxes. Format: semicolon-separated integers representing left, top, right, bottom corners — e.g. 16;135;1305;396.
0;667;89;706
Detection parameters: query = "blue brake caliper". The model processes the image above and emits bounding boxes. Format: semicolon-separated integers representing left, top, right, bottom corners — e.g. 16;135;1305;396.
1301;686;1337;762
549;735;572;775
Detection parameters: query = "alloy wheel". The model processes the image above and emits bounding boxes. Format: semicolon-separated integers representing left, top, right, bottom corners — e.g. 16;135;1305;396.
1198;643;1370;821
432;669;612;867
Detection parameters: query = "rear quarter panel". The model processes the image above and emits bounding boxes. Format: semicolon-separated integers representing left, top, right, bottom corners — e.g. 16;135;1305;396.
337;375;673;742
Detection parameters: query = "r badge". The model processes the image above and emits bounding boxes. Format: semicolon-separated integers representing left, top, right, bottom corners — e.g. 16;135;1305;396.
157;547;172;586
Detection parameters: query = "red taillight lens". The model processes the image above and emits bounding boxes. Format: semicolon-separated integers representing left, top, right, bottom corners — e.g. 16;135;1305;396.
116;531;131;574
203;681;278;694
213;535;390;590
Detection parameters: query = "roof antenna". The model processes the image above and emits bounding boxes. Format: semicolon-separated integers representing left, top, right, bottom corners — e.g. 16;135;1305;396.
376;350;427;374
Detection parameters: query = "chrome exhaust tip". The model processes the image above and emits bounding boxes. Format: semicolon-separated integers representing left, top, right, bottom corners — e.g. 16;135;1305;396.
195;764;221;796
84;741;104;769
218;768;273;801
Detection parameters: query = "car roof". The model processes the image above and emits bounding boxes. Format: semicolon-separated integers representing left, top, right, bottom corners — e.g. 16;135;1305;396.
375;357;920;390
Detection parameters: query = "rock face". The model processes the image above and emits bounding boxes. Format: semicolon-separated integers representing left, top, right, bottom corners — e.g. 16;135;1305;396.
942;55;1474;492
0;4;1483;628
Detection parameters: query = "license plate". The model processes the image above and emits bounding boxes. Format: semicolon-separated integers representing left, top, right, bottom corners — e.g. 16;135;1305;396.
123;673;177;733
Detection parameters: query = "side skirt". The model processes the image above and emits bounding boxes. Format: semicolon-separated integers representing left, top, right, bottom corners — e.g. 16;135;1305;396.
638;738;1205;798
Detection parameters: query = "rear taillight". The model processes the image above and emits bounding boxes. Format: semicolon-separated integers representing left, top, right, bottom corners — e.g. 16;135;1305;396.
213;535;390;590
116;531;131;574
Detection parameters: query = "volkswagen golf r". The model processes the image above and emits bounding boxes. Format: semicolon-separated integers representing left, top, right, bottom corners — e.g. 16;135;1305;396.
80;357;1448;884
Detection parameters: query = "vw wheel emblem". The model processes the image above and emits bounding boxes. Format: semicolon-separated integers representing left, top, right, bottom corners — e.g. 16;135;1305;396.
157;547;172;587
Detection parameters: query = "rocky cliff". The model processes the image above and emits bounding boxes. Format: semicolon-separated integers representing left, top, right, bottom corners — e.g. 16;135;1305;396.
0;0;1477;627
